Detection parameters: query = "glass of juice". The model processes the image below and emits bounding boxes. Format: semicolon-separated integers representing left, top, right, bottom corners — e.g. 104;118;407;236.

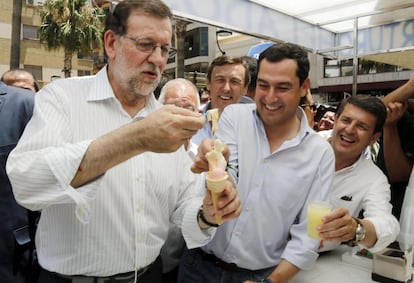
307;201;332;240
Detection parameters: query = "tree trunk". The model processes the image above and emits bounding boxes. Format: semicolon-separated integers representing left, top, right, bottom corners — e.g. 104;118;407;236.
10;0;23;69
63;50;72;78
175;20;189;79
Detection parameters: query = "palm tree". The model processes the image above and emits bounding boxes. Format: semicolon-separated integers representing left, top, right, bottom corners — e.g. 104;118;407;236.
38;0;105;77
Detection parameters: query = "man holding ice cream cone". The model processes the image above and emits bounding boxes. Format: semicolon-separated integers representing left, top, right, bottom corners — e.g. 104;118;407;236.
178;43;335;283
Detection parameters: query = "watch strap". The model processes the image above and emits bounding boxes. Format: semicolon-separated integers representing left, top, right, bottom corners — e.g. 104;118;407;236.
198;205;219;227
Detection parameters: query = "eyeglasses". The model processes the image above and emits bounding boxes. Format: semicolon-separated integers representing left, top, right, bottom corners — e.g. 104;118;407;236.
300;103;318;111
124;35;177;58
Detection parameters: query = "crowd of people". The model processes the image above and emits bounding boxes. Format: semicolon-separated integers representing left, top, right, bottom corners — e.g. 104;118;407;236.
2;0;414;283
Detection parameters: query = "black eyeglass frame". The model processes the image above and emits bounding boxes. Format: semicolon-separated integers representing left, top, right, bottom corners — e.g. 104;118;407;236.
300;103;318;111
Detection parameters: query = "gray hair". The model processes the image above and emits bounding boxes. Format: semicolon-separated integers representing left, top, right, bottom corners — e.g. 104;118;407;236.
158;78;200;111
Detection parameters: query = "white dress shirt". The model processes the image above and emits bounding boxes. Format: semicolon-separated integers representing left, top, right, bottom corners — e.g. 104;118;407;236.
202;104;335;271
321;154;400;253
397;167;414;250
6;66;213;276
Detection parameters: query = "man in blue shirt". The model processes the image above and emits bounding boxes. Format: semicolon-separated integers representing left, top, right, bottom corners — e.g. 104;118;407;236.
0;81;35;283
178;43;335;283
191;55;250;145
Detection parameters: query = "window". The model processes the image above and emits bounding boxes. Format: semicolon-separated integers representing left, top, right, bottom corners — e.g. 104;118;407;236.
78;70;91;76
23;25;39;40
184;27;209;59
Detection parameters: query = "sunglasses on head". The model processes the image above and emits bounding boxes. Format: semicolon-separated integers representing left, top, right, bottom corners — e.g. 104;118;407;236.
300;103;318;111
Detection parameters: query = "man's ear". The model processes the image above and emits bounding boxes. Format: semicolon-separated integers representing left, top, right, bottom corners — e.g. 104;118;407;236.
104;30;117;61
301;78;310;98
369;132;381;146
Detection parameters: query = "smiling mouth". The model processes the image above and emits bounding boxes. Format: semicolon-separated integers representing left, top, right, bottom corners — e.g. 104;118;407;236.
264;103;282;111
340;134;354;144
219;95;231;100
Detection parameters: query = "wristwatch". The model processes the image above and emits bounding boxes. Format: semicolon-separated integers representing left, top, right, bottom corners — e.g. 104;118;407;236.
353;217;366;242
197;205;219;227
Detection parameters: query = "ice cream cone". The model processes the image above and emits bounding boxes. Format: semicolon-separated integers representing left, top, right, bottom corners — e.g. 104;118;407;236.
206;172;228;225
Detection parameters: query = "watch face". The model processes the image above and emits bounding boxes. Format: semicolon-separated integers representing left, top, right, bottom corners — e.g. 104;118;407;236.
356;223;366;242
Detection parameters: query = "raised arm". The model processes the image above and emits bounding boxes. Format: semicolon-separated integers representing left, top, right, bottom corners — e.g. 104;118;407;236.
381;102;412;182
71;106;206;187
382;73;414;105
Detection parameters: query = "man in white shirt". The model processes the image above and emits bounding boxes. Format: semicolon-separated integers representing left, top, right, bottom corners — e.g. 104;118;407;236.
6;1;241;283
318;95;399;253
158;78;200;160
158;78;201;282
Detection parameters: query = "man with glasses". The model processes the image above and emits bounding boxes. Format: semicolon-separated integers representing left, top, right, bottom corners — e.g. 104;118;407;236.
6;1;241;283
300;90;318;129
158;78;202;283
158;78;200;113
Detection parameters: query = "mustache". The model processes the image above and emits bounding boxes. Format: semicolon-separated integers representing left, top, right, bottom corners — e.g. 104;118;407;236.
142;65;161;77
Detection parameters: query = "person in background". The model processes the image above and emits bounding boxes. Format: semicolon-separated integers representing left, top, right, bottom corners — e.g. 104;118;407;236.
158;78;200;157
0;81;35;283
153;73;170;99
1;69;39;92
317;95;399;254
299;89;317;129
199;87;210;111
376;72;414;220
317;109;335;132
239;55;258;104
178;43;334;283
158;78;200;112
191;55;250;145
158;78;201;283
6;1;241;283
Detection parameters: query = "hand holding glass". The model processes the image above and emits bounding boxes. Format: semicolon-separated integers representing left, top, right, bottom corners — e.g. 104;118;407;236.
307;201;332;239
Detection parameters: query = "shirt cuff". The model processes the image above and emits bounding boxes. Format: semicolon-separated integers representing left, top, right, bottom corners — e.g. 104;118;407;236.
361;216;399;253
45;139;100;223
181;197;216;248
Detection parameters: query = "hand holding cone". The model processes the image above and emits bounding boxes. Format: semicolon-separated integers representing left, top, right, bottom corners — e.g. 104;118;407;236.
205;139;228;225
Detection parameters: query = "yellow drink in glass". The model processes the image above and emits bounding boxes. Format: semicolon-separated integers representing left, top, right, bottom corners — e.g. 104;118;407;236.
307;201;332;239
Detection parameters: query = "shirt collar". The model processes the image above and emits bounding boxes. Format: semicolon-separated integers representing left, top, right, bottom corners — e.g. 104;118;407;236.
336;153;365;174
252;106;312;140
86;65;114;101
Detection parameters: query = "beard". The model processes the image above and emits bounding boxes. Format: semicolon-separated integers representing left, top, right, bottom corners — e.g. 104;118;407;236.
127;75;160;98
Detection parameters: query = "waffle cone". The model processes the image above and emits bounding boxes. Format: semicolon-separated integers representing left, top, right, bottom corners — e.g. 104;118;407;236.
206;173;228;225
206;173;228;193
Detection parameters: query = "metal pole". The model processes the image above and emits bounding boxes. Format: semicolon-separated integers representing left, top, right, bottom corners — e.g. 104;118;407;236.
352;17;358;96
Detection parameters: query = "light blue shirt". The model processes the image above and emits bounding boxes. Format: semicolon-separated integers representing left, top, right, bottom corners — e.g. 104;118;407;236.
202;103;335;271
191;102;213;145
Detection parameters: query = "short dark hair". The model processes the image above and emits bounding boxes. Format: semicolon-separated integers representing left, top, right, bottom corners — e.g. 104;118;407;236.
207;55;250;88
240;56;258;92
258;43;309;86
336;95;387;134
104;0;172;36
